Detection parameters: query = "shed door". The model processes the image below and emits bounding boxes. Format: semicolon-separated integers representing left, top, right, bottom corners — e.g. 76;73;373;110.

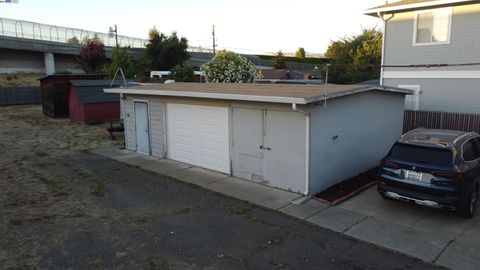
263;110;306;193
134;101;150;155
232;108;264;181
231;108;306;193
166;103;230;174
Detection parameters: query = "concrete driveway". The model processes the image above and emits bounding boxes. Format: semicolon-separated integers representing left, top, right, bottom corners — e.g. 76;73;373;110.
331;187;480;270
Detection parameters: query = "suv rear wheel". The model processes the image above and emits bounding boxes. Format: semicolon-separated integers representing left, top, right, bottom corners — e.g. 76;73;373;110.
459;185;478;219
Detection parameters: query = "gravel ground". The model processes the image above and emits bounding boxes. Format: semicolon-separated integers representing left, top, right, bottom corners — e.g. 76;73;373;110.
0;105;445;270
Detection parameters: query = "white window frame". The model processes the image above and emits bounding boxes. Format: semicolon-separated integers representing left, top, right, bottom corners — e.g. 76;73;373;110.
413;7;452;46
400;85;421;111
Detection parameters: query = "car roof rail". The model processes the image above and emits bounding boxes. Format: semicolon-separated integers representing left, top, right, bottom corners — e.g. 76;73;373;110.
452;132;475;144
400;127;425;138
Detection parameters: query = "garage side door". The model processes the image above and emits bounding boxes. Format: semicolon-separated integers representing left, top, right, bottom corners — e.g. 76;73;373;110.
166;103;230;173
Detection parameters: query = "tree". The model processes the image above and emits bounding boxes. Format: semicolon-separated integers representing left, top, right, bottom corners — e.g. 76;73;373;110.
171;64;195;82
67;36;79;45
103;47;137;79
324;28;382;84
145;28;189;71
295;47;306;58
272;50;286;69
78;37;106;73
201;50;258;83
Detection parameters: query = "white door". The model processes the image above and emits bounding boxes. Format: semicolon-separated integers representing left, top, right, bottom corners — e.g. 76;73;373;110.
134;101;150;155
263;110;306;193
166;103;230;173
232;108;264;182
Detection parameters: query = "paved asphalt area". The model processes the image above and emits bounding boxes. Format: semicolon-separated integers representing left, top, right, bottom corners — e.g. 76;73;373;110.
2;151;446;270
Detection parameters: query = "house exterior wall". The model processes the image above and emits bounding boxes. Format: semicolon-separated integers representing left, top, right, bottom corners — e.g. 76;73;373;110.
382;4;480;113
123;95;165;158
383;4;480;70
384;78;480;113
308;91;405;194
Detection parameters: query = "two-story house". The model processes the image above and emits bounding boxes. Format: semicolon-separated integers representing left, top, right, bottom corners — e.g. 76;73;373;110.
365;0;480;114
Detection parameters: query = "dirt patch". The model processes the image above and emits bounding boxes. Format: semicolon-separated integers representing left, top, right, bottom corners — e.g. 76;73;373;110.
314;168;378;206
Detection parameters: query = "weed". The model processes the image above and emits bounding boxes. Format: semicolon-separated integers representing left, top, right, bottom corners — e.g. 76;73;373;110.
223;205;252;219
90;181;106;198
34;151;48;157
173;207;193;214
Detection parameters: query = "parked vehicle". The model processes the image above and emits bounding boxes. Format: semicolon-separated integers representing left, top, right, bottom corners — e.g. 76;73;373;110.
378;128;480;218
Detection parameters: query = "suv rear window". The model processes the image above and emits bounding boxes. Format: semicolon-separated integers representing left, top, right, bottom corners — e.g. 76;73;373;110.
389;143;453;166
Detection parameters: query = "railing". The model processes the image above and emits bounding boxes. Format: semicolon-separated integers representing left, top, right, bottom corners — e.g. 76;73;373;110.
0;17;148;48
0;17;214;53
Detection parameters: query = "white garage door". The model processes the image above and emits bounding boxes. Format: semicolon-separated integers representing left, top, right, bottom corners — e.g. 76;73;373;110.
166;103;230;174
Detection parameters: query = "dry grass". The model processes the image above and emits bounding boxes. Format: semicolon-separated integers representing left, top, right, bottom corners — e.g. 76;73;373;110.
0;73;43;87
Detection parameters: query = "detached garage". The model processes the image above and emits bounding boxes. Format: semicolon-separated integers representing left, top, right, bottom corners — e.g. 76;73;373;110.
105;83;411;195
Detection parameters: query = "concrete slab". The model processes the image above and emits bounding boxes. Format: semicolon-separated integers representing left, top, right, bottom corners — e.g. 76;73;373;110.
141;159;191;176
436;241;480;270
205;177;299;210
280;199;329;220
410;210;478;240
91;146;132;159
338;187;430;227
121;154;159;167
307;207;367;233
165;166;230;186
454;225;480;247
345;217;450;262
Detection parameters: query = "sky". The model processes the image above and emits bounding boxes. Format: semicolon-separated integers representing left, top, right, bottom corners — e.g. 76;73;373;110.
0;0;387;55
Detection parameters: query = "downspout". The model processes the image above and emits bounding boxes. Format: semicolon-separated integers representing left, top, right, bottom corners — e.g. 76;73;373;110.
377;12;394;86
292;103;310;196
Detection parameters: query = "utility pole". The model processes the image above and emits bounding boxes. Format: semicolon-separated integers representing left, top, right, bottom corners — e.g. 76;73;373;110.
212;24;216;56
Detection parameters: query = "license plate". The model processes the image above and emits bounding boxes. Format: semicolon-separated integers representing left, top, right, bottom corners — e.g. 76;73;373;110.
406;170;423;182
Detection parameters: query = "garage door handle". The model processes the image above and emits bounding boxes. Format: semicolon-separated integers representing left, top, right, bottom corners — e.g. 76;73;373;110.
259;145;271;150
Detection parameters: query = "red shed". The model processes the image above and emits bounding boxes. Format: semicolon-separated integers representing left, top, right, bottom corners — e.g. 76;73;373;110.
68;80;122;124
39;74;105;118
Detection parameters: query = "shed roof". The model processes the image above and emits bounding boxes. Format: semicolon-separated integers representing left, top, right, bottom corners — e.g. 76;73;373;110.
70;80;130;104
364;0;480;16
104;83;412;105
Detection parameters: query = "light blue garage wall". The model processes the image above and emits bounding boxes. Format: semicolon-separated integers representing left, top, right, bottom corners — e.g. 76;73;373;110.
308;91;406;194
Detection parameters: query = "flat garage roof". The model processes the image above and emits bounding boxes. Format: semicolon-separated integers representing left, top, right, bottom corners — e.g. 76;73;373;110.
104;83;412;105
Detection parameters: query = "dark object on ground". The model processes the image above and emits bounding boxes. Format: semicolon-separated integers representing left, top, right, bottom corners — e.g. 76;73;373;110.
315;168;377;205
378;128;480;218
107;121;124;140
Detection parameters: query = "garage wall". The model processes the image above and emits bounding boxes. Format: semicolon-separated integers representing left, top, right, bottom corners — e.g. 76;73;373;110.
123;95;165;158
309;91;405;194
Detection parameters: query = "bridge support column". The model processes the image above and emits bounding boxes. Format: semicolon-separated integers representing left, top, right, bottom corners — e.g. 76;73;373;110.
44;52;55;75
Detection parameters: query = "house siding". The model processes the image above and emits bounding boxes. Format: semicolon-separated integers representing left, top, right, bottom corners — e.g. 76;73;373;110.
384;78;480;113
123;98;136;151
384;4;480;71
308;91;405;194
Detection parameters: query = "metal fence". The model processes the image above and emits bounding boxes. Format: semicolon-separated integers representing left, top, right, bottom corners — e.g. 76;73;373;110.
0;86;41;106
404;110;480;133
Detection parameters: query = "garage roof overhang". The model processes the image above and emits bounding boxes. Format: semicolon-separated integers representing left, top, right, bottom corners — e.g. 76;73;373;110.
104;84;412;105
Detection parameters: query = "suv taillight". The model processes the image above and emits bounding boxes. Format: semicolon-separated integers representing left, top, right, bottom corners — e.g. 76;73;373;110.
432;166;467;181
380;159;400;169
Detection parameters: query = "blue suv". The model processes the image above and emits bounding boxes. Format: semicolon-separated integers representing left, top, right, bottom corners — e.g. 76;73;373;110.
378;128;480;218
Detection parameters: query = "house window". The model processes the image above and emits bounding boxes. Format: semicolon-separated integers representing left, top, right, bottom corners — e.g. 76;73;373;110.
400;85;421;110
414;8;452;45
